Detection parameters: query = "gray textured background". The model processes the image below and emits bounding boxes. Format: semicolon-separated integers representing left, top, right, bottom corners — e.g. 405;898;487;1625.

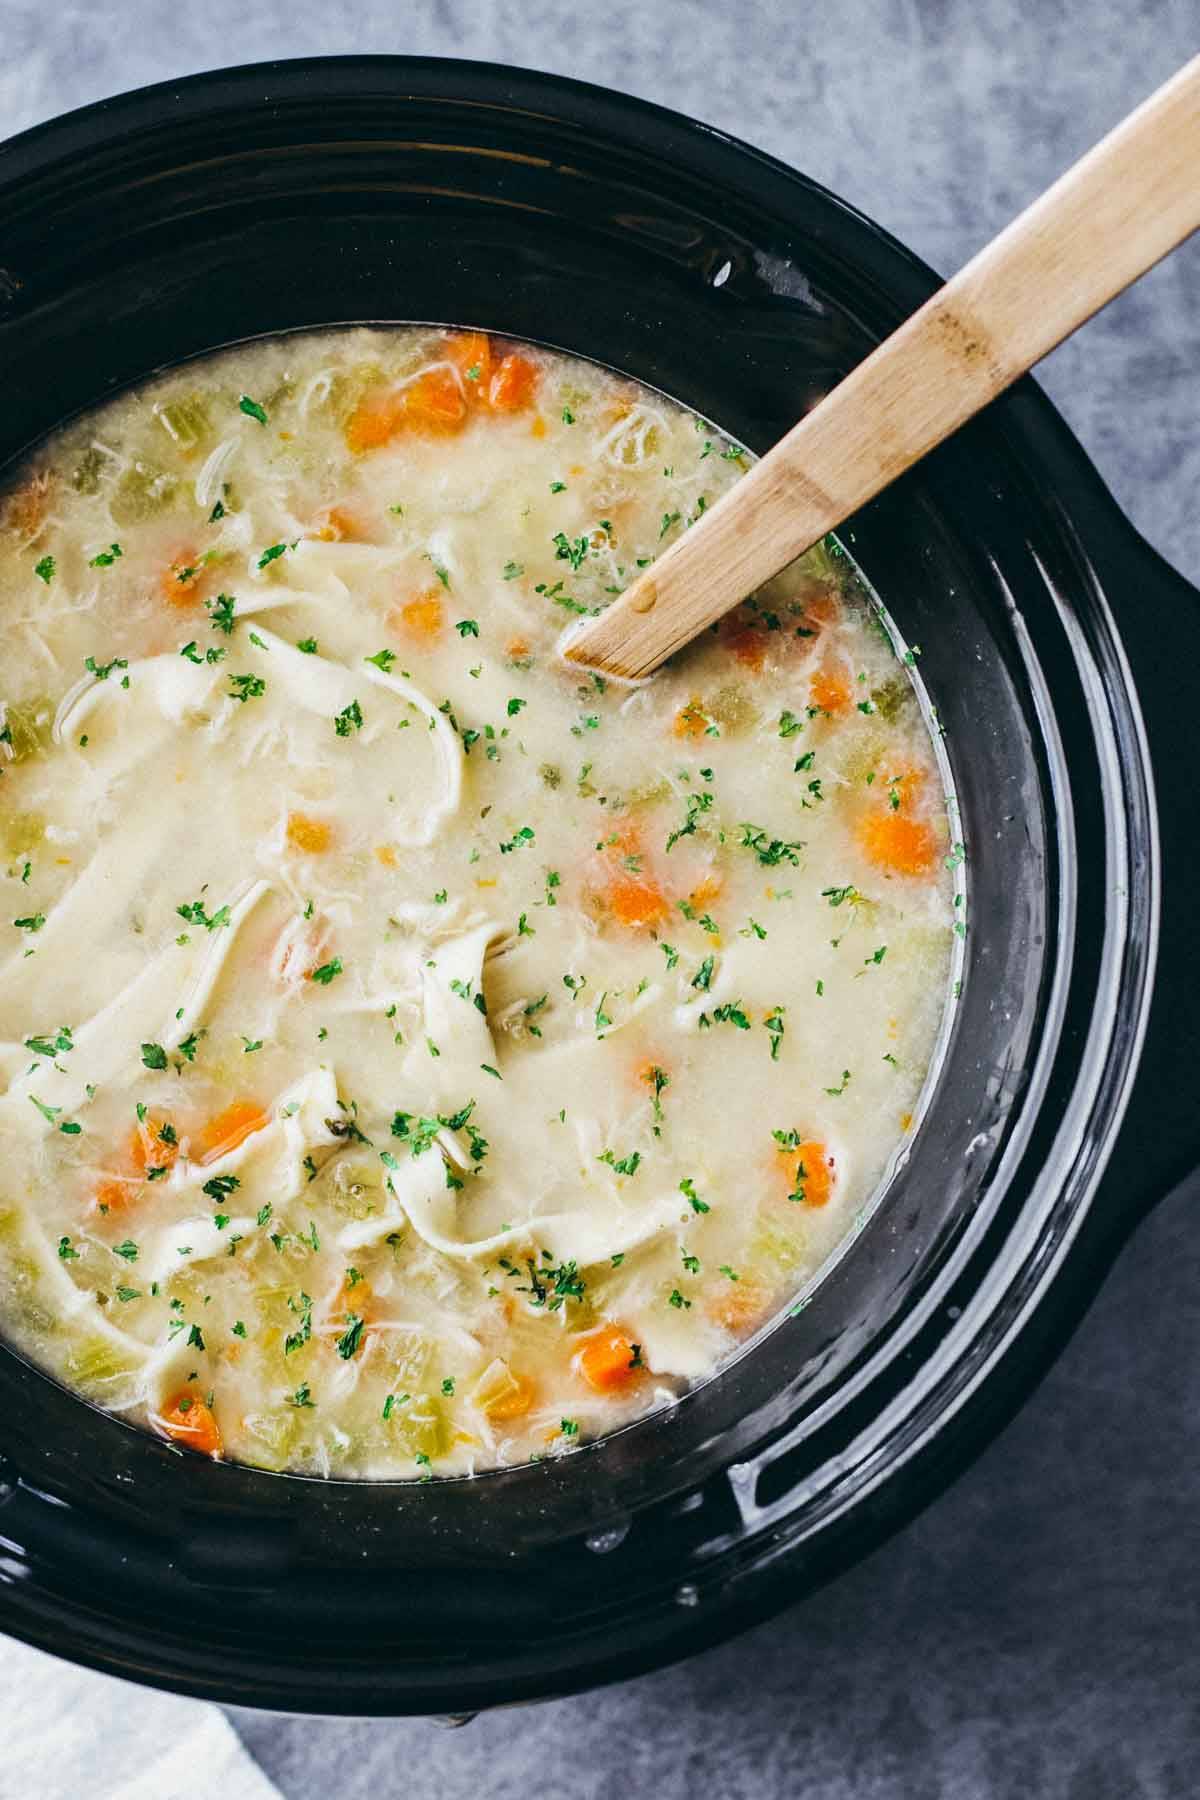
4;2;1199;1795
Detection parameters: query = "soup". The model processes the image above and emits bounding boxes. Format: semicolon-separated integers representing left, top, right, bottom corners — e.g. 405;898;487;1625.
0;328;957;1477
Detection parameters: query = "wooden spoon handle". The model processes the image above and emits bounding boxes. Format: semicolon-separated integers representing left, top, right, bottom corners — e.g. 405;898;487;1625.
564;55;1200;681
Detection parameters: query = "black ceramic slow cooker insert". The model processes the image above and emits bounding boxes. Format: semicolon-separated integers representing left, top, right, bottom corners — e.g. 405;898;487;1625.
0;57;1197;1716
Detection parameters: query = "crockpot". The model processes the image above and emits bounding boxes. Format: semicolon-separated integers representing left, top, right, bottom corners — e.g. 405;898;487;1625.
0;57;1197;1717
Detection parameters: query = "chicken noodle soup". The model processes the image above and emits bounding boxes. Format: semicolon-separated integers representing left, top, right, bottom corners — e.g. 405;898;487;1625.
0;328;958;1477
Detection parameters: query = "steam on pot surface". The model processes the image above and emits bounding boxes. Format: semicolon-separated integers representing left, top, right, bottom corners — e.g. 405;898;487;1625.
0;326;957;1479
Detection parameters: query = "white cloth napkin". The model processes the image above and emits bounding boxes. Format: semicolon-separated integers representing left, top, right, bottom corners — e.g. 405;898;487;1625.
0;1632;281;1800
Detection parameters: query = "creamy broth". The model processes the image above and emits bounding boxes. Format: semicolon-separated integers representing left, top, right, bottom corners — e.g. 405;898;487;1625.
0;328;956;1477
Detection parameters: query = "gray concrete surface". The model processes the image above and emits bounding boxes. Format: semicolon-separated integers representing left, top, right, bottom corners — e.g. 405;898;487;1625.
4;1;1198;1794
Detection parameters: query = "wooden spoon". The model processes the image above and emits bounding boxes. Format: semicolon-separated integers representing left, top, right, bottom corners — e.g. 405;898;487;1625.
562;56;1200;682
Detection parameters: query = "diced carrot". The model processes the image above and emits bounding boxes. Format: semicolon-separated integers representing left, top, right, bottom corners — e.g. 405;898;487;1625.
576;1326;641;1392
530;415;547;439
347;370;470;450
286;812;333;854
93;1176;141;1214
129;1112;180;1176
194;1099;268;1164
344;388;403;453
160;550;205;608
482;1370;536;1420
883;767;925;811
810;665;851;714
775;1138;835;1208
505;636;530;662
158;1389;222;1457
673;696;712;738
687;872;723;911
858;808;938;877
397;588;444;640
801;590;840;630
445;331;493;394
398;366;468;435
374;844;398;868
312;505;365;542
330;1273;372;1322
706;1276;768;1335
635;1056;669;1091
598;820;669;930
607;874;669;929
488;353;538;414
721;617;767;670
4;475;50;539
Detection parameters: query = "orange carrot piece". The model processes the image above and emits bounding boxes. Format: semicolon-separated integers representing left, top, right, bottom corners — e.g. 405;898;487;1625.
487;353;538;413
673;696;711;738
286;812;333;854
398;366;468;435
706;1276;767;1335
484;1370;537;1420
3;475;50;539
128;1112;179;1176
723;619;767;669
93;1176;141;1214
686;872;723;911
606;874;669;929
397;588;444;640
529;414;548;439
858;809;938;877
374;844;398;868
312;505;366;542
576;1326;641;1392
505;635;531;662
194;1099;268;1164
160;550;205;608
801;590;840;631
344;389;403;453
330;1273;372;1322
810;665;851;714
446;331;493;395
597;820;669;929
776;1138;835;1208
158;1389;223;1457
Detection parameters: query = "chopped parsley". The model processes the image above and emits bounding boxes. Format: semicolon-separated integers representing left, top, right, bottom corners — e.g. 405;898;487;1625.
598;1148;641;1177
739;824;804;868
84;654;128;682
334;699;364;737
207;593;237;634
238;394;268;424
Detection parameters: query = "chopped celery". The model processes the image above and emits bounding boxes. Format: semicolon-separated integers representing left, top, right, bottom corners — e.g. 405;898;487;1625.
0;700;52;764
154;394;212;452
709;683;758;732
110;460;178;525
72;445;106;495
869;674;914;723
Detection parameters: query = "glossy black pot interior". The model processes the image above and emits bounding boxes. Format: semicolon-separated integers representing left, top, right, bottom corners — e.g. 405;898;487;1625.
1;59;1198;1715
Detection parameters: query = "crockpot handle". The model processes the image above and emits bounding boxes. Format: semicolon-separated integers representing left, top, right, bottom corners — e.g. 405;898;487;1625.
1091;522;1200;1219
